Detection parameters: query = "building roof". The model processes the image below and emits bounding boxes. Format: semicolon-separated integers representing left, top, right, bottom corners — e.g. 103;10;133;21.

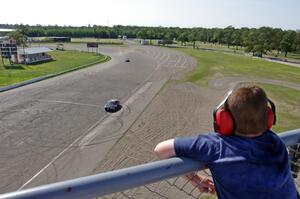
18;47;53;55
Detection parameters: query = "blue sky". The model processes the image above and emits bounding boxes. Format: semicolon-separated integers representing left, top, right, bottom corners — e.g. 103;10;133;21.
1;0;299;29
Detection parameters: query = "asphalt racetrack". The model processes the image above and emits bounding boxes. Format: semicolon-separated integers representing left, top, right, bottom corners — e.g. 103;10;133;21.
0;43;195;193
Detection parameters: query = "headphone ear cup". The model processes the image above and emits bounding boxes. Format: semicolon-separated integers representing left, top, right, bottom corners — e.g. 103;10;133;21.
267;107;274;129
216;109;234;136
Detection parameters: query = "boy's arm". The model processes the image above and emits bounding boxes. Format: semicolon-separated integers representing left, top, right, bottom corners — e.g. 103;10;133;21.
154;139;176;160
154;138;216;194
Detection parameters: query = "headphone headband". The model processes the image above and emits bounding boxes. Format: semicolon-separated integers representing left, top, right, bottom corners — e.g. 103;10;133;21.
267;98;276;125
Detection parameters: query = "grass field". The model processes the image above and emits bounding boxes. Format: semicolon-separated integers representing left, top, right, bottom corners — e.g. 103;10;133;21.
71;38;124;45
184;41;300;62
178;48;300;85
258;84;300;132
0;50;109;87
176;48;300;132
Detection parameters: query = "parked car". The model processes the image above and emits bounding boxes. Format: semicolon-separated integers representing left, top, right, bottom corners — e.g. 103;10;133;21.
125;58;130;62
56;43;64;51
104;99;122;113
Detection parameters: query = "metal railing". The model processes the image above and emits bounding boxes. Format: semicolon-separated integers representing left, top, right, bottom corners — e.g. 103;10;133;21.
0;129;299;199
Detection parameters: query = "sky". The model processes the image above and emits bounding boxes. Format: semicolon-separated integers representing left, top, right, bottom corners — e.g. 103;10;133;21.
1;0;299;30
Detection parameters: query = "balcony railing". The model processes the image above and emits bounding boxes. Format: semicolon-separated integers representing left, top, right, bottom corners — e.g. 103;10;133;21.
0;129;299;199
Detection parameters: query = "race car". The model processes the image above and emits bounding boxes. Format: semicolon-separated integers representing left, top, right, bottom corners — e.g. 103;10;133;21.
104;99;122;113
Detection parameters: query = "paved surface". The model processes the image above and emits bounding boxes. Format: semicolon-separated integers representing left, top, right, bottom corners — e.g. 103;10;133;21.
263;57;300;69
0;43;195;193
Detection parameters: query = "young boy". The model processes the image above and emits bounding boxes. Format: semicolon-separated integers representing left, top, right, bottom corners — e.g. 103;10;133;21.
154;85;299;199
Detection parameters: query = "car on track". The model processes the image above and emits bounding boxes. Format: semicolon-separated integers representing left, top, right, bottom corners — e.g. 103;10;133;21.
104;99;122;113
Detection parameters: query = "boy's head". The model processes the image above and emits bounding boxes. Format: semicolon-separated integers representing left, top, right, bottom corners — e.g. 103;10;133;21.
225;85;269;136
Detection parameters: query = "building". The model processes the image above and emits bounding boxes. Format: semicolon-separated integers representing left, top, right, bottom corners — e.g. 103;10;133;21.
0;38;17;62
12;47;53;64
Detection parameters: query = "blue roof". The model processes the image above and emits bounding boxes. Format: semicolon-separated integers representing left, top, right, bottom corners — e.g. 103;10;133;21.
18;47;52;55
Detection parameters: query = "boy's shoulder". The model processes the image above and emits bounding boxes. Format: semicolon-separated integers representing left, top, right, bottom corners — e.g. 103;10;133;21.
203;130;285;152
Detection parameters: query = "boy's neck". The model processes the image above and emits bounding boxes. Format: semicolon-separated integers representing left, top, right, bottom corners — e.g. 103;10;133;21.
235;131;264;138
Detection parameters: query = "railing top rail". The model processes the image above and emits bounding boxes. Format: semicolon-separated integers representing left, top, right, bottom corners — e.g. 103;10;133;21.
0;129;299;199
278;128;300;146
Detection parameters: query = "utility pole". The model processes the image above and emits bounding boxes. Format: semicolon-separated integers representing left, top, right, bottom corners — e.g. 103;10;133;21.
23;44;26;65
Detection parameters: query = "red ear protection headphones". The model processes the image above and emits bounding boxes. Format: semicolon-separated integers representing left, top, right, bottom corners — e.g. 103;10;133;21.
213;90;276;136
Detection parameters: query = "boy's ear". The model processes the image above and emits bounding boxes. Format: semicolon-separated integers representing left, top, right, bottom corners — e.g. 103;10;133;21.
216;109;234;136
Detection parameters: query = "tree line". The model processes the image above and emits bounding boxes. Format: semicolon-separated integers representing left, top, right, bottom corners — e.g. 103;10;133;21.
1;24;300;57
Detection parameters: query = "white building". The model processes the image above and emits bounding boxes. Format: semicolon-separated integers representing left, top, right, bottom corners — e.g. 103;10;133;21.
12;47;53;64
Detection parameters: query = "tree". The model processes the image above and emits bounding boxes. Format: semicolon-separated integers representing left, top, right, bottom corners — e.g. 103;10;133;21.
2;23;300;57
8;30;27;46
212;28;224;44
254;27;273;56
161;32;173;45
178;32;189;45
244;29;258;56
295;32;300;51
270;28;283;55
223;26;235;48
240;27;250;47
188;31;198;48
280;30;297;57
243;27;274;57
231;29;242;49
197;28;210;43
137;29;148;39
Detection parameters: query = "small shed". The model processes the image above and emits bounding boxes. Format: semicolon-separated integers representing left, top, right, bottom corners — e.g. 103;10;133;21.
14;47;53;64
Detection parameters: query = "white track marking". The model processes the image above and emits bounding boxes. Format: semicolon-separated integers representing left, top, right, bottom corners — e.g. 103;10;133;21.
36;99;100;107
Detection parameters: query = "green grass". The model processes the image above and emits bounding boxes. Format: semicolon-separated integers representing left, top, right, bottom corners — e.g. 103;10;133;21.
175;48;300;132
286;52;300;60
177;48;300;85
254;84;300;132
185;41;300;63
0;50;109;87
71;38;124;45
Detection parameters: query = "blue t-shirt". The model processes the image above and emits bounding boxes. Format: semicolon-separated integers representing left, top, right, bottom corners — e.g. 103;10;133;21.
174;131;299;199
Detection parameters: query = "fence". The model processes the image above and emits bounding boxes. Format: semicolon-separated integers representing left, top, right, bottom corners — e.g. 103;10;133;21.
0;129;300;199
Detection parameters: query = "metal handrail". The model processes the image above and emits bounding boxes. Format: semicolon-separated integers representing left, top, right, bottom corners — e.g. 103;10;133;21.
0;129;299;199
